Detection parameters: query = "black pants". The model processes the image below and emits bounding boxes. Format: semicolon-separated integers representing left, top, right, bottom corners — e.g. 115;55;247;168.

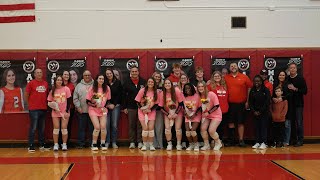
272;122;285;143
254;113;269;144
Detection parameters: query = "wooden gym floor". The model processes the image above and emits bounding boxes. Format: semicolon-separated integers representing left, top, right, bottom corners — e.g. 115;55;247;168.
0;144;320;179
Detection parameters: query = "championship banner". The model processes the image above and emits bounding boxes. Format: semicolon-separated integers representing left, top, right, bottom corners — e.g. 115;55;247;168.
46;59;86;87
211;57;251;75
100;58;139;84
264;57;303;84
0;59;36;113
154;57;195;79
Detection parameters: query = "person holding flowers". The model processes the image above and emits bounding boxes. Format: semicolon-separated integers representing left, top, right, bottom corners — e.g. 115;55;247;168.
135;77;159;151
86;74;111;151
183;83;201;151
158;79;184;151
47;75;72;151
198;81;223;151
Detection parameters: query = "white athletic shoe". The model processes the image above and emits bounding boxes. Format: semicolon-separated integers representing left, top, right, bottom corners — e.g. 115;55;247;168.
112;143;118;149
91;144;99;151
186;143;194;151
176;144;183;151
141;145;147;151
53;144;59;151
62;144;68;151
138;142;143;149
194;143;200;151
252;143;260;149
200;144;211;151
129;143;135;149
166;143;173;151
213;141;222;151
259;143;267;150
149;144;156;151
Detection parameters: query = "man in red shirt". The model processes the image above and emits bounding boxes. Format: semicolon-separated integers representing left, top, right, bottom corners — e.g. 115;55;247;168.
260;69;273;96
168;63;182;86
225;63;252;147
25;69;50;152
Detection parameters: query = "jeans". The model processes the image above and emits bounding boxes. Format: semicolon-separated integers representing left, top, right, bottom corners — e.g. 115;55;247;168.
106;105;121;144
128;109;142;143
284;119;291;144
153;110;164;148
272;122;285;143
295;107;304;143
28;110;47;145
77;113;93;146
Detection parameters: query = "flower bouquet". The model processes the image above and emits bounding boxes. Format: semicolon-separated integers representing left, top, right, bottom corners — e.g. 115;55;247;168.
92;94;107;115
48;101;65;120
168;104;177;127
140;97;150;126
201;98;209;123
184;103;194;129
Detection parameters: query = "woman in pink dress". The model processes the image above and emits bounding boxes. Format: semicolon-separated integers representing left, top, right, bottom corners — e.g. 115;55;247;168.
135;77;159;151
86;74;111;151
183;83;201;151
47;75;71;151
159;79;185;151
198;81;223;151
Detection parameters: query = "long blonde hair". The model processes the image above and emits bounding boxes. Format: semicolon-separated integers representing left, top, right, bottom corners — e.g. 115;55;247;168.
197;81;208;98
210;71;227;90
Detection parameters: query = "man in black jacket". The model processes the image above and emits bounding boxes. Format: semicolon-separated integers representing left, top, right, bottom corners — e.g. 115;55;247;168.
287;62;307;147
123;66;146;149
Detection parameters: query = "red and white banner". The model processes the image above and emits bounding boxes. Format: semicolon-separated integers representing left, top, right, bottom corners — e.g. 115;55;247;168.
0;0;35;23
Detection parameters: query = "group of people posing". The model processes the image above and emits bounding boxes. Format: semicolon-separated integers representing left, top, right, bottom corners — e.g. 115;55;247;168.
22;61;307;152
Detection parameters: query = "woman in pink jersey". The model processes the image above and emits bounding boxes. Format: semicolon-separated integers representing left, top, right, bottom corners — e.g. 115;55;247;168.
159;79;184;151
135;77;159;151
207;71;229;147
47;75;71;151
183;83;201;151
198;81;223;151
86;74;111;151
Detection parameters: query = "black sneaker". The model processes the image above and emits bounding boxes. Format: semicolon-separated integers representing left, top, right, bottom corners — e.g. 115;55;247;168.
76;145;84;149
238;140;246;147
294;141;303;147
100;143;108;151
28;144;35;152
39;143;51;151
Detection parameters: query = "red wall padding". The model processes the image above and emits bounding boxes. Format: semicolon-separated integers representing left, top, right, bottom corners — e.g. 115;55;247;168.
0;49;318;141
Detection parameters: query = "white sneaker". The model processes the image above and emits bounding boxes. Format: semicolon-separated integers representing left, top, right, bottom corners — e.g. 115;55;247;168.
138;142;143;149
91;144;99;151
176;144;182;151
252;143;260;149
194;143;200;151
129;143;135;149
62;144;68;151
101;143;108;151
53;144;59;151
141;145;147;151
166;144;173;151
112;143;118;149
149;144;156;151
213;141;222;151
186;143;194;151
259;143;267;150
200;144;210;151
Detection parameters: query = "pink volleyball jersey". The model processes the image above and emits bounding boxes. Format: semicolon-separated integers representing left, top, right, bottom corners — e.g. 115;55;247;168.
47;86;71;118
86;86;111;117
135;88;159;121
184;93;201;122
201;91;222;120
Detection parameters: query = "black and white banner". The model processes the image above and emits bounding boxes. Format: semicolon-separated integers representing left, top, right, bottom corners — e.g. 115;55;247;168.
211;57;251;75
0;59;36;113
100;58;139;84
264;57;303;84
154;58;195;79
46;59;86;87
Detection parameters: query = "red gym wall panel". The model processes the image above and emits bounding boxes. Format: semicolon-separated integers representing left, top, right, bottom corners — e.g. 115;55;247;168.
0;49;318;141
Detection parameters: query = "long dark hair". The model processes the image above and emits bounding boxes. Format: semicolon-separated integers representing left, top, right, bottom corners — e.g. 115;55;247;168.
143;77;158;102
163;79;176;105
105;68;117;85
93;74;107;93
183;83;196;97
273;70;288;88
1;69;18;87
52;75;65;96
62;70;71;85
